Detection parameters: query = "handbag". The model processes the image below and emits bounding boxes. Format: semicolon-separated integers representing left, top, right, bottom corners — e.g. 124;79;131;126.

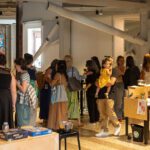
68;68;82;91
51;75;68;104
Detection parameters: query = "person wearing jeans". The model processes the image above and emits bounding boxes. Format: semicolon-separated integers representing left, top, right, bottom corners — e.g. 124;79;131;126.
96;67;121;137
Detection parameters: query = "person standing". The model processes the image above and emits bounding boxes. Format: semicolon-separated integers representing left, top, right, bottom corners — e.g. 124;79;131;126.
47;60;68;130
24;53;38;126
85;60;99;123
123;56;140;89
24;53;38;96
96;57;121;137
0;54;16;129
15;58;36;127
140;54;150;84
64;55;82;126
113;56;125;121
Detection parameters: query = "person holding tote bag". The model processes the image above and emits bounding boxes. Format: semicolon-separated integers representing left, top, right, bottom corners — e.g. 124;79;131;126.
64;55;83;126
47;60;68;130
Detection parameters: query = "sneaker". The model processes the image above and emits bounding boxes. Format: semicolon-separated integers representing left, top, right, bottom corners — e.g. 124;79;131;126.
95;130;109;137
114;123;121;136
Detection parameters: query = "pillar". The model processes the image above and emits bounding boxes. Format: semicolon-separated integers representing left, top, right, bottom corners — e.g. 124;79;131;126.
49;0;71;58
113;17;124;61
16;1;23;58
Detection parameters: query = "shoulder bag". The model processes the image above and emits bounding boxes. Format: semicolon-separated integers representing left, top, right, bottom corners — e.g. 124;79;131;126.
68;68;82;91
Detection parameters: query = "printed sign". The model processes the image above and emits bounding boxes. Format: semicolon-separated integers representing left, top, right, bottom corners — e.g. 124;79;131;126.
137;99;146;115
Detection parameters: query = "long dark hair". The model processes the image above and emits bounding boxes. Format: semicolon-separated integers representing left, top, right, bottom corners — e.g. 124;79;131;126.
142;54;150;72
91;56;101;70
57;60;68;80
126;56;135;68
50;59;59;79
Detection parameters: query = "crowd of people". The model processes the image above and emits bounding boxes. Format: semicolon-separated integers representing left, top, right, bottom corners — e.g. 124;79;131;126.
0;52;150;138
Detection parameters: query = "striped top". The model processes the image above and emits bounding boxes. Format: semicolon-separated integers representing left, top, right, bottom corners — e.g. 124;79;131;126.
17;72;30;104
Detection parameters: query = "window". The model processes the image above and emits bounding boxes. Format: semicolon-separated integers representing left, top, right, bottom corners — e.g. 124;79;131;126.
27;28;42;68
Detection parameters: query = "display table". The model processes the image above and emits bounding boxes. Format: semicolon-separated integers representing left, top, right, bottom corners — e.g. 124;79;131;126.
124;85;150;144
0;132;59;150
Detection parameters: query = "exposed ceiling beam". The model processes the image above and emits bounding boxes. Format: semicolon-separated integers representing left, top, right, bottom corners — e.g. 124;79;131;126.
63;0;149;9
21;0;47;3
48;3;147;46
0;2;16;8
64;6;138;12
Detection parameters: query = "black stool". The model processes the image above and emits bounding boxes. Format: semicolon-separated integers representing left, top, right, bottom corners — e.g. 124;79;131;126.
58;129;81;150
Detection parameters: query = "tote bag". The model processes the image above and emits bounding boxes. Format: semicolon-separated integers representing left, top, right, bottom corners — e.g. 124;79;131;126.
51;85;68;104
51;75;68;104
68;68;82;91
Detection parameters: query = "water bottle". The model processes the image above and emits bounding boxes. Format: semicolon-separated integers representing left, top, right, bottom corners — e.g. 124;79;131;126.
2;122;9;132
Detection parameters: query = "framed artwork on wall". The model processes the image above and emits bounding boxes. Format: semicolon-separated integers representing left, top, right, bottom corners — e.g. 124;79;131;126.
0;26;5;54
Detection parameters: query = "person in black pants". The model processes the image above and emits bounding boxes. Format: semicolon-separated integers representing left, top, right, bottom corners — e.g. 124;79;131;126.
85;60;99;123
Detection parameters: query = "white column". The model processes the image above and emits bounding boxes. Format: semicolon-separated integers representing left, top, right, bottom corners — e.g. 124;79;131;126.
59;17;71;58
136;10;150;66
113;17;124;60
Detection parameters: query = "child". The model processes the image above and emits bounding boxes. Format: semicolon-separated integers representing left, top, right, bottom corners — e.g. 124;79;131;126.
95;58;112;98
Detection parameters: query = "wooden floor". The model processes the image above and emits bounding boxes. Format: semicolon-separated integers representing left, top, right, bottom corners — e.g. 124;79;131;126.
59;116;150;150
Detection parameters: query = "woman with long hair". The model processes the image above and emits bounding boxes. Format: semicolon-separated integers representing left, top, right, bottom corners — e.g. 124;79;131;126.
85;60;99;123
47;60;68;130
140;54;150;84
123;56;140;89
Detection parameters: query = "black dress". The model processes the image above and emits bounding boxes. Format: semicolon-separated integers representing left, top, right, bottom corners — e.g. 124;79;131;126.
86;70;99;123
0;68;13;129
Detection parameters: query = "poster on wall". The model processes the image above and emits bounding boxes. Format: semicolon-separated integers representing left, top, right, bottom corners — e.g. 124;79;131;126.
0;34;4;47
0;34;5;54
0;25;6;54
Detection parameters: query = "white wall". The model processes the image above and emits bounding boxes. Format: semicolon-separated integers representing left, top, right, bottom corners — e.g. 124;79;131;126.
41;43;59;71
113;17;124;61
71;16;113;73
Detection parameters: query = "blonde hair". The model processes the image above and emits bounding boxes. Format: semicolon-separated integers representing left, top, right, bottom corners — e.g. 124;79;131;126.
64;55;72;61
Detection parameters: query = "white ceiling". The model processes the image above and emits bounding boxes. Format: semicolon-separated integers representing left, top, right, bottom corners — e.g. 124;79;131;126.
0;0;149;22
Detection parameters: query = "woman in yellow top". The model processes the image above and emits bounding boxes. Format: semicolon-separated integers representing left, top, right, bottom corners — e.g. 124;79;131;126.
95;58;112;98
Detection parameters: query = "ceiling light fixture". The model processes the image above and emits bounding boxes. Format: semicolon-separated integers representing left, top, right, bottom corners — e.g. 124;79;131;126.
96;9;103;16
